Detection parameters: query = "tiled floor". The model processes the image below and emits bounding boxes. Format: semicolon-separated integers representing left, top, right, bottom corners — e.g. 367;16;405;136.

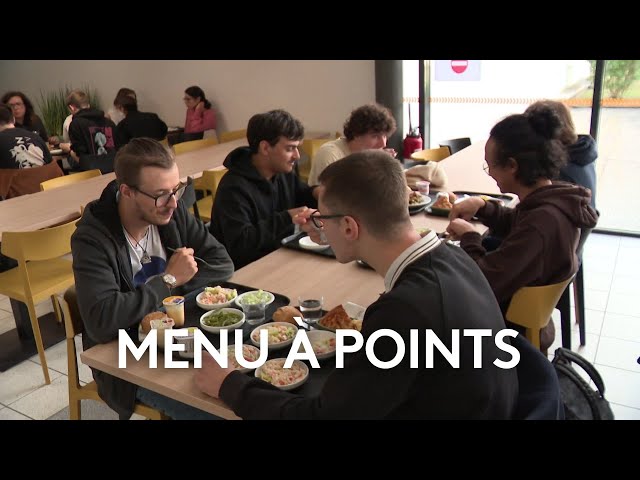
0;232;638;420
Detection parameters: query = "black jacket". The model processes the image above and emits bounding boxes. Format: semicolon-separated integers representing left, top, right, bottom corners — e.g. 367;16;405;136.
68;108;120;173
71;180;234;418
15;114;48;143
209;147;317;268
116;110;168;144
559;134;598;210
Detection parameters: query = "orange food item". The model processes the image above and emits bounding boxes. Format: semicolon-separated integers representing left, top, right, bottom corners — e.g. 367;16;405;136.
432;196;453;210
319;305;357;330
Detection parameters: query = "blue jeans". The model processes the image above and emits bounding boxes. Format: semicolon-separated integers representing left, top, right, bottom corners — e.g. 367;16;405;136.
135;387;222;420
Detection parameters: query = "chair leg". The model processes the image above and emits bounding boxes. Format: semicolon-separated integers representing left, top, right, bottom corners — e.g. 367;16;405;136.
525;327;541;351
575;265;586;346
25;300;51;384
51;294;63;324
69;394;81;420
557;286;572;350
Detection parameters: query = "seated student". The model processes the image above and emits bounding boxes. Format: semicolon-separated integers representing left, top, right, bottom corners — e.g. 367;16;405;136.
0;104;52;169
209;109;318;269
307;103;397;186
168;86;217;146
445;105;599;350
71;138;234;420
1;91;49;143
67;89;121;173
106;87;137;126
114;94;168;144
196;150;519;419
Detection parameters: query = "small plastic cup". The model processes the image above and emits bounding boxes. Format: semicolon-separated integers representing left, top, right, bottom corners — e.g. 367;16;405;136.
163;296;185;327
416;180;430;195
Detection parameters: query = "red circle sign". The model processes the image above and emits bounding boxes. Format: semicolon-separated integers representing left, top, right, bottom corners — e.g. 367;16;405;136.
451;60;468;74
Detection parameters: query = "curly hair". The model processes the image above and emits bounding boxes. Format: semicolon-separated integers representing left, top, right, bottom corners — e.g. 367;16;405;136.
1;91;38;128
343;104;396;141
524;100;578;146
490;107;568;186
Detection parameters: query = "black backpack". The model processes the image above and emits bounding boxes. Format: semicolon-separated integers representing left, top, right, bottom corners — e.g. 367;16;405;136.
552;347;615;420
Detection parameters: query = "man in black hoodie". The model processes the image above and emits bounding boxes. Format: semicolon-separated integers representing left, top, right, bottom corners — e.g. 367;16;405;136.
209;109;318;269
67;89;121;173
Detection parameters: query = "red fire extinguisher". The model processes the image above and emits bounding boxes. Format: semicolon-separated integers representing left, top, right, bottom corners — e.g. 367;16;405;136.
402;105;422;159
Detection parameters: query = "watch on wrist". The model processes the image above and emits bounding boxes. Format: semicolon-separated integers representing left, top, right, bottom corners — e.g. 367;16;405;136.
162;273;177;289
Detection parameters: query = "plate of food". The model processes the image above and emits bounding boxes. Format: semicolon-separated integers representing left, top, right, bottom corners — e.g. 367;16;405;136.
227;344;262;373
426;193;454;216
235;289;276;307
199;308;245;334
196;285;238;310
255;358;309;391
298;330;337;360
316;304;363;332
250;322;298;350
298;235;330;251
408;190;430;208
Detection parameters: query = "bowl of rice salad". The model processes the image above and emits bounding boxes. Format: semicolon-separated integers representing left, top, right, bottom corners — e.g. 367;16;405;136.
227;344;262;373
196;286;238;310
250;322;298;350
255;358;309;391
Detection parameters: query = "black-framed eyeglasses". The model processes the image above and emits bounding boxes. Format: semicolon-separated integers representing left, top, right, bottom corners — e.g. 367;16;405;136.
310;209;347;229
132;182;187;207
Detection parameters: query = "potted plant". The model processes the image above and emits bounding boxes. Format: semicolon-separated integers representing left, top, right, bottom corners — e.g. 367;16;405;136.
37;85;102;139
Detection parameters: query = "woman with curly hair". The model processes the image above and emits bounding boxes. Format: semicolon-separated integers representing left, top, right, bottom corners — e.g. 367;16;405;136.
1;91;49;142
445;105;599;351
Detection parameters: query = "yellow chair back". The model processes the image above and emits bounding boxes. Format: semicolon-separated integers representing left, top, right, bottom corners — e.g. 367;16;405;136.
40;169;102;191
410;146;451;163
190;168;228;223
159;138;169;147
299;138;333;183
505;276;574;350
219;129;247;143
173;137;219;155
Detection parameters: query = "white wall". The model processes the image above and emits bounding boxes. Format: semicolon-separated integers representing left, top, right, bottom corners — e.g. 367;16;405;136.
0;60;375;134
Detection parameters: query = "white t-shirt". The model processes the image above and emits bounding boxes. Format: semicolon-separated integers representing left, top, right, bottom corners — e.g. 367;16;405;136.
123;224;167;287
307;137;351;186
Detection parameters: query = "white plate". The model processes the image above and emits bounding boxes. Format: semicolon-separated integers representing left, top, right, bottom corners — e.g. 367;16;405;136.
298;235;330;251
250;322;298;350
235;290;275;307
196;288;238;310
298;330;337;360
200;308;245;334
408;194;430;208
255;358;309;391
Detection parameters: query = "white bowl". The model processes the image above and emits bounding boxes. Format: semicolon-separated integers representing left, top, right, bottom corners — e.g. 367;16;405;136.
255;358;309;391
196;287;238;310
298;330;337;360
250;322;298;350
298;235;330;251
235;290;275;307
200;308;245;334
227;344;262;373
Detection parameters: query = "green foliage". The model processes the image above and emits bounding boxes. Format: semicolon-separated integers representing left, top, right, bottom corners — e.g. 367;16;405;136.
37;84;103;138
589;60;639;98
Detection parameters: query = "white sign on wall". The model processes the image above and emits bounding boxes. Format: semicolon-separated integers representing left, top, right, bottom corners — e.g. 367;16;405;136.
434;60;481;81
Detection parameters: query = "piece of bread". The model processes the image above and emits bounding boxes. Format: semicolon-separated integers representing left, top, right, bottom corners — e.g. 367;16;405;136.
319;305;354;330
273;306;303;325
140;311;170;333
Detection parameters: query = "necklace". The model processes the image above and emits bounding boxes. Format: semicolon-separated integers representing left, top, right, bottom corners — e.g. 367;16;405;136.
124;227;151;264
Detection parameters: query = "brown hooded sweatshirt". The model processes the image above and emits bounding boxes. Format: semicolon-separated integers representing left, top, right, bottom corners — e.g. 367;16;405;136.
460;182;599;309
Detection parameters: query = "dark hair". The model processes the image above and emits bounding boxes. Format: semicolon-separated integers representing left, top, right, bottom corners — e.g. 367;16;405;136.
114;138;175;187
490;108;568;186
1;91;38;128
116;87;136;100
525;100;578;146
343;103;396;141
114;94;138;114
0;104;14;124
246;109;304;154
318;149;410;238
184;86;211;109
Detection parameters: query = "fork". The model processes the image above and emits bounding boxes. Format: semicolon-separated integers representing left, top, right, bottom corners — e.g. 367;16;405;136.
166;246;217;269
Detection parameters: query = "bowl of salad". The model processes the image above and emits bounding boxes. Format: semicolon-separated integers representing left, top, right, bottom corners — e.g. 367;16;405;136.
255;358;309;391
200;308;245;334
235;289;275;308
250;322;298;350
196;286;238;310
227;344;263;373
297;330;337;360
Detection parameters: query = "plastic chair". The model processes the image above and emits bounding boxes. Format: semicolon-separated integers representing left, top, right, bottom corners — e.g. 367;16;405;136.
189;168;228;223
173;138;220;196
219;129;247;143
40;169;102;191
409;146;451;163
298;138;333;183
505;276;574;350
159;138;169;147
58;286;167;420
439;137;472;155
0;215;80;384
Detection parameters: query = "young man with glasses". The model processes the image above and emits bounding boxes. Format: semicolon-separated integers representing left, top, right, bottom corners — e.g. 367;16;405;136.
71;138;234;419
196;150;519;419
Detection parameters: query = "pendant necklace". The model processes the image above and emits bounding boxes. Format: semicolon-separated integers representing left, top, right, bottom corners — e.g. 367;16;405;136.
124;227;152;264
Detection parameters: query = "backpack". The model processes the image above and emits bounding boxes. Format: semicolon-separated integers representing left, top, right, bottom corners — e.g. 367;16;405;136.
551;347;615;420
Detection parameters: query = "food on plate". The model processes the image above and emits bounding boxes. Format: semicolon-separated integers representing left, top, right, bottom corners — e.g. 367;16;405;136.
257;358;307;387
319;305;361;331
408;190;424;205
273;305;303;325
351;319;363;332
432;195;453;210
199;286;237;305
251;323;297;345
238;290;272;305
201;309;243;328
140;311;172;334
227;344;261;370
310;336;336;355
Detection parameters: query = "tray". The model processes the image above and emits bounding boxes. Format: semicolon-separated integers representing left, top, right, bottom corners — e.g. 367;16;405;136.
281;231;336;258
425;190;515;217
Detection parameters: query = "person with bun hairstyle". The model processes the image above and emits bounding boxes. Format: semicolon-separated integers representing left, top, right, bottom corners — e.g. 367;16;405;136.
169;86;217;146
446;106;599;351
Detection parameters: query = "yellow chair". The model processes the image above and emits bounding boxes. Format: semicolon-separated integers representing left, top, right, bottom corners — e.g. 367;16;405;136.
410;146;451;163
173;137;220;195
299;138;333;183
159;138;169;147
0;216;80;384
189;168;228;223
335;131;342;139
219;129;247;143
505;276;574;350
40;169;102;191
58;286;167;420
